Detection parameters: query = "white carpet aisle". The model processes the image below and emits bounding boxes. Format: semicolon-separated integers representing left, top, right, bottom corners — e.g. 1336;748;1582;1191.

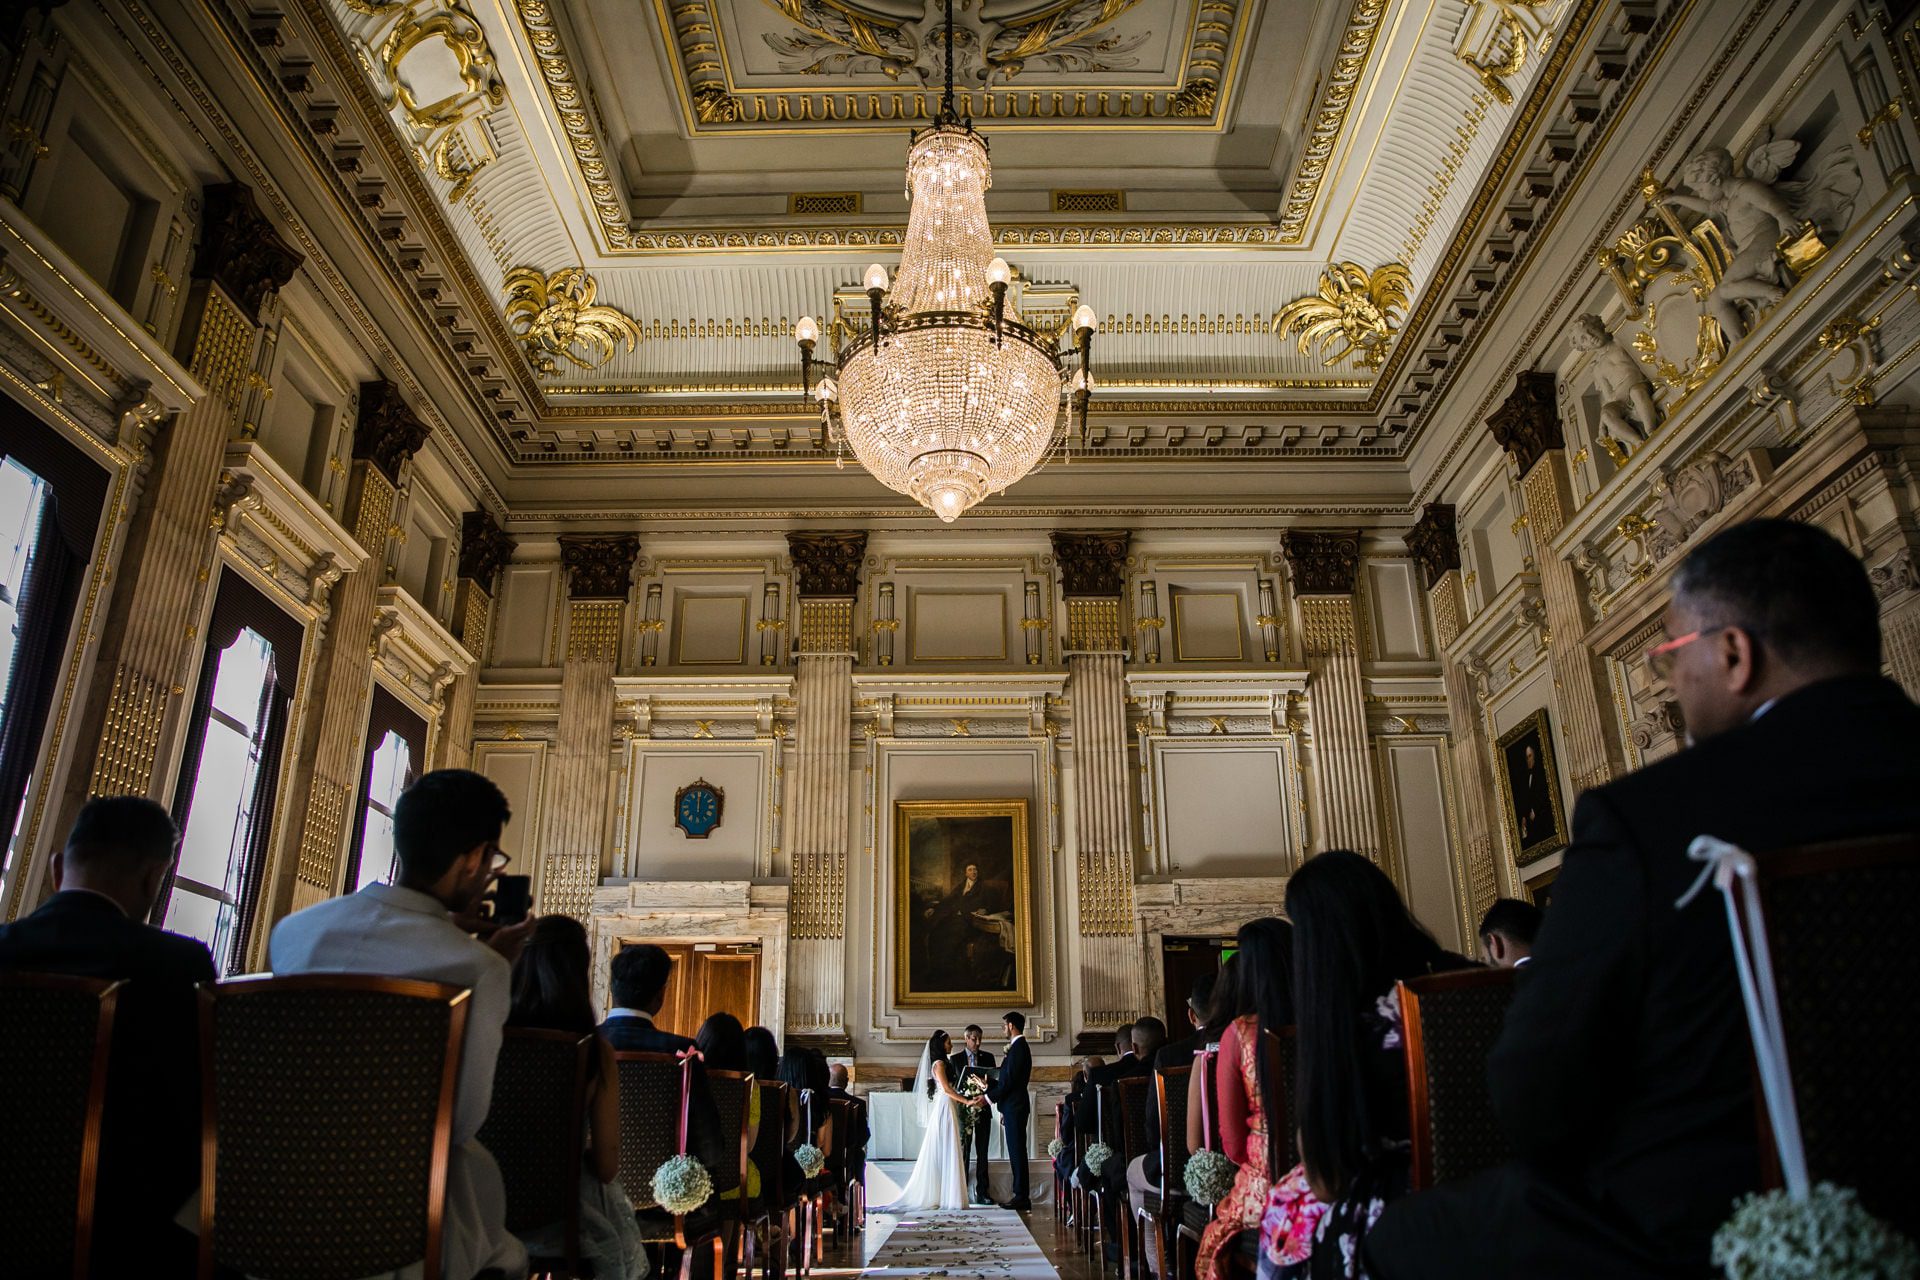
852;1207;1059;1279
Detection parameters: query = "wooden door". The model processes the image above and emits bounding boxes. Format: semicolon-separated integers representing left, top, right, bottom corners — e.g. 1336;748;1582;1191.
1161;935;1233;1034
639;941;761;1039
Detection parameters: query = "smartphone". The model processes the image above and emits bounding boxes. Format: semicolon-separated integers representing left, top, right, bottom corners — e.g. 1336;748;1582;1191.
492;874;532;926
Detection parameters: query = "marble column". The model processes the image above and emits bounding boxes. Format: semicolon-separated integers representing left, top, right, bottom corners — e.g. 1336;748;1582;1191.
434;509;514;771
1489;373;1625;795
536;535;639;920
277;380;429;913
783;532;865;1048
1407;505;1499;940
1051;531;1144;1047
61;185;299;828
1282;530;1381;861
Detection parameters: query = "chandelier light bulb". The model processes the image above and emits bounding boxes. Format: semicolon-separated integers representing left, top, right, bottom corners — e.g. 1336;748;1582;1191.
1072;369;1090;392
1072;304;1099;336
930;485;968;523
794;315;819;346
864;263;891;293
814;375;837;403
987;257;1011;287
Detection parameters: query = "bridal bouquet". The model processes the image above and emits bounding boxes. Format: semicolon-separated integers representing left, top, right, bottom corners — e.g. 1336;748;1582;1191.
957;1071;991;1146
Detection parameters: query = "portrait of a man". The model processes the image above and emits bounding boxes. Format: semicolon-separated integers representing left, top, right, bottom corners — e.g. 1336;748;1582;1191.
1497;709;1567;865
895;800;1033;1007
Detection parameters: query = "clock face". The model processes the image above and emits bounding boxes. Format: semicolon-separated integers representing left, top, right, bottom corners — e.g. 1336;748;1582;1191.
674;780;723;839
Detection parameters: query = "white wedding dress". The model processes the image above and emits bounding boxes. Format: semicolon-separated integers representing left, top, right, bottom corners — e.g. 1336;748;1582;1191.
878;1049;972;1211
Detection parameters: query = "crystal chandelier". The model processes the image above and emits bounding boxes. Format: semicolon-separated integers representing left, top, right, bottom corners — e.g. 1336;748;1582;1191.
792;0;1096;523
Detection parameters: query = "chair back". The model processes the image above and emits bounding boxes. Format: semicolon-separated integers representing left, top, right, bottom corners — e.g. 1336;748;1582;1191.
753;1079;790;1203
825;1098;852;1173
1194;1045;1224;1153
1755;833;1920;1238
706;1069;755;1207
1115;1075;1154;1165
479;1029;591;1245
0;973;120;1280
1259;1028;1299;1176
613;1051;692;1210
1155;1064;1191;1196
1399;969;1517;1190
199;974;468;1280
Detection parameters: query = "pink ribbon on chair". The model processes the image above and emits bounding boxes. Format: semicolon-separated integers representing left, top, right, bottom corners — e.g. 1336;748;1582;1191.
1196;1043;1219;1153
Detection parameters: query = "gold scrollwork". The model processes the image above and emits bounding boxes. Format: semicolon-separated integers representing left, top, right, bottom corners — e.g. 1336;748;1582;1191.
1272;261;1412;370
502;266;645;374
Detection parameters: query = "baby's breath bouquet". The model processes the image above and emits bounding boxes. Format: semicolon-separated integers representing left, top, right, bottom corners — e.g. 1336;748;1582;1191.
1712;1183;1918;1279
1047;1137;1067;1160
795;1142;827;1179
957;1070;991;1146
651;1154;713;1214
1184;1149;1238;1205
1083;1141;1116;1177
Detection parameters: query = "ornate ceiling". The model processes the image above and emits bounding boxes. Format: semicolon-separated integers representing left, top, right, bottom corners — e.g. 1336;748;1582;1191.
297;0;1588;480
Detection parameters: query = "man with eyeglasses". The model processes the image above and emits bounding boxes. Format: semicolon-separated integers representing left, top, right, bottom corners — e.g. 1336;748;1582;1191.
1368;518;1920;1280
271;768;538;1280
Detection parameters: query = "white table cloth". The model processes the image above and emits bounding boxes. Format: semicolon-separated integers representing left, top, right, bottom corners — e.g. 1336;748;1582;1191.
866;1090;1025;1159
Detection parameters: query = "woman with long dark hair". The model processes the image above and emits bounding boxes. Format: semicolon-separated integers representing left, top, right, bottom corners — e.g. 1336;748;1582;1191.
1256;849;1467;1278
505;916;649;1279
1185;951;1243;1159
696;1012;768;1204
1194;917;1296;1278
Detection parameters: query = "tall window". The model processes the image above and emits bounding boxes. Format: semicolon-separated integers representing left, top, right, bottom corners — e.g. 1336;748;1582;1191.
0;458;50;754
353;729;412;892
163;628;276;963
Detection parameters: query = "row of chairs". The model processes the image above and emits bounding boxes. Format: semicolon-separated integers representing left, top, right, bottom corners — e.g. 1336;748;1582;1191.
1055;969;1519;1280
3;972;870;1280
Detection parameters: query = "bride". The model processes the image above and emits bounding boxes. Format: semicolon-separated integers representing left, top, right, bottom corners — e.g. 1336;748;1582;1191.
878;1029;986;1211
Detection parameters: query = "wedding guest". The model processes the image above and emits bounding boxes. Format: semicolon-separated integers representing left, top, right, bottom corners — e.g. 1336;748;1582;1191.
1184;954;1242;1164
1251;851;1467;1277
506;916;647;1279
1194;917;1296;1279
1476;899;1541;968
779;1046;834;1159
1368;519;1920;1279
1129;971;1220;1276
600;944;725;1175
746;1024;803;1146
270;768;535;1280
695;1013;763;1201
0;796;213;1278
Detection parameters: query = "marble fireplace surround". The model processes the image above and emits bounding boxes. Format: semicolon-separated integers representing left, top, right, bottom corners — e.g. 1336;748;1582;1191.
588;879;791;1033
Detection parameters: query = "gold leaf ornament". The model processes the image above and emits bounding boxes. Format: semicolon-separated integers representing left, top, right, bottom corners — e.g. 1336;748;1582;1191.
503;266;644;375
1272;261;1412;369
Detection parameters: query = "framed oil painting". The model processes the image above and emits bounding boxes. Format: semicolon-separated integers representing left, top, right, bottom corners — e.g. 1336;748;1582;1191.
1496;708;1568;866
894;799;1033;1008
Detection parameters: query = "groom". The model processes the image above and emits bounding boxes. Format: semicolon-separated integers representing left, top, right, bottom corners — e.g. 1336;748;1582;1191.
987;1010;1032;1211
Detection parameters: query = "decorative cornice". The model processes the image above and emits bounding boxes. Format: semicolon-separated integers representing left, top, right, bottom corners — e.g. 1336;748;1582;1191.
1051;530;1131;598
1277;0;1389;244
1281;529;1361;595
559;533;640;600
1404;503;1459;587
786;531;868;597
1486;372;1564;473
195;183;302;319
457;508;515;591
353;379;432;483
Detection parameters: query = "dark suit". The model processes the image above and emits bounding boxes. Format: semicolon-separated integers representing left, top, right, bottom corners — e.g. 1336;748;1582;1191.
1369;676;1920;1280
599;1011;727;1176
0;889;215;1277
949;1047;997;1199
1141;1033;1202;1184
988;1035;1033;1202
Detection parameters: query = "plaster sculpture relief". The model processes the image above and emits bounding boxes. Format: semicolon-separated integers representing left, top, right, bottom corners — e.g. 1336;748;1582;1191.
760;0;1150;85
1569;313;1659;461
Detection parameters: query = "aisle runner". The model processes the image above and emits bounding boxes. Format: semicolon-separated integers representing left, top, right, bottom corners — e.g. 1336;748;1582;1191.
861;1208;1058;1279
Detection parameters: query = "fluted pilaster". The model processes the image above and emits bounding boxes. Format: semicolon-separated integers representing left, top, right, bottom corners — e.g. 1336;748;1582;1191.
1283;530;1380;860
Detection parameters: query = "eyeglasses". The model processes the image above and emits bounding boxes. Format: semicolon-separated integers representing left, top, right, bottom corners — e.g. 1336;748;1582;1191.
485;846;510;876
1645;628;1707;679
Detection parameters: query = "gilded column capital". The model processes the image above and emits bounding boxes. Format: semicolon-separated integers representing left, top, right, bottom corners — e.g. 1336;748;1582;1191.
1486;371;1564;473
1404;503;1459;588
195;183;302;320
354;380;432;483
559;533;640;600
457;508;515;593
1050;530;1131;597
1281;529;1360;595
786;531;868;597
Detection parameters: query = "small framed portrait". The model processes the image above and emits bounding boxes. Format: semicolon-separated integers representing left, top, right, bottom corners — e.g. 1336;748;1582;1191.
894;799;1033;1008
1496;708;1568;866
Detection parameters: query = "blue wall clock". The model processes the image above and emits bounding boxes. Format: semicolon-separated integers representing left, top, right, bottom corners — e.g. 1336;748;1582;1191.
674;778;724;839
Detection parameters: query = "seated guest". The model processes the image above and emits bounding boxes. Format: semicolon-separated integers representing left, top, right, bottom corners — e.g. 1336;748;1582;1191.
1074;1024;1147;1138
1476;898;1541;968
270;768;535;1280
0;796;214;1278
506;916;647;1279
1182;954;1242;1172
1245;852;1465;1279
780;1047;834;1159
1086;1018;1166;1206
826;1064;869;1186
1128;970;1220;1276
600;944;726;1175
695;1013;763;1201
1367;518;1920;1279
1195;917;1295;1279
746;1024;803;1147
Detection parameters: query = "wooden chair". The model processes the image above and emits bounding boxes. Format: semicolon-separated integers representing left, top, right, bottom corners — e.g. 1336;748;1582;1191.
1135;1063;1190;1280
1111;1076;1154;1278
1224;1030;1294;1278
793;1088;831;1276
1173;1046;1222;1280
744;1078;791;1280
691;1068;755;1280
480;1029;594;1279
1398;969;1517;1191
615;1050;698;1273
1051;1099;1070;1225
1749;833;1920;1240
0;972;120;1280
198;974;468;1280
823;1097;862;1243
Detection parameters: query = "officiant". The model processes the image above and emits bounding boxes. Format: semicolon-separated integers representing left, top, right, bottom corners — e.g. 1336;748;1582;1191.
948;1024;997;1204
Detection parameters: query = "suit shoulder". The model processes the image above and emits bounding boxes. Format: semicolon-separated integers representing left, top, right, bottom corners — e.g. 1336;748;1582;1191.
146;926;217;979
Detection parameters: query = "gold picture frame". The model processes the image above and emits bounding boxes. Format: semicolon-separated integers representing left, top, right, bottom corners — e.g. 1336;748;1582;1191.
893;799;1034;1008
1494;708;1569;867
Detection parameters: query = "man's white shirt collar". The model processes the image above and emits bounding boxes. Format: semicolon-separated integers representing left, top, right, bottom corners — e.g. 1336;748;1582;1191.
606;1007;655;1023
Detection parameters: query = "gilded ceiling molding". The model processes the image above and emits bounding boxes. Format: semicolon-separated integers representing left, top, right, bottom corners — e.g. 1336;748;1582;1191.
1455;0;1557;106
617;221;1290;253
502;267;645;375
1272;261;1411;370
511;0;633;250
1275;0;1388;244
